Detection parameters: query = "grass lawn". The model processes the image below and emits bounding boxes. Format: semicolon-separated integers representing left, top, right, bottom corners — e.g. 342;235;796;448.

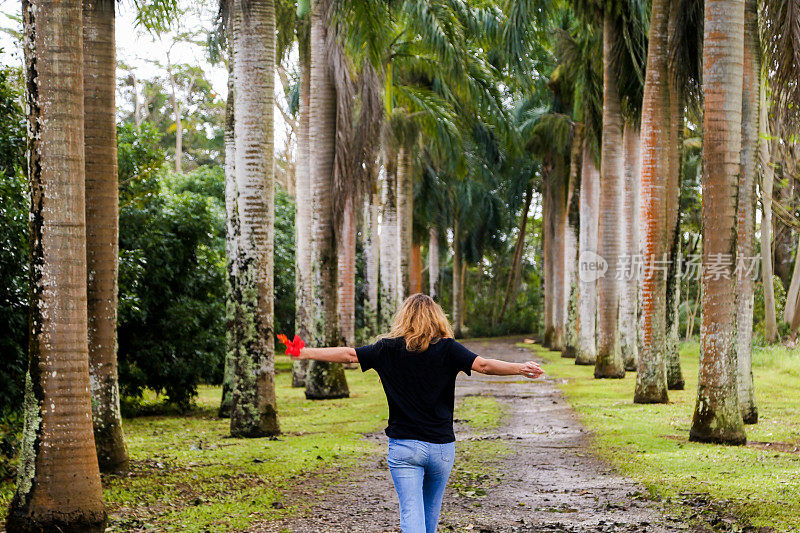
523;340;800;531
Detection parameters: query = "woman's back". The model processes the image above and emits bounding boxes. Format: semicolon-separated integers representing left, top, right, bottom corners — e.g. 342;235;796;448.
356;337;478;443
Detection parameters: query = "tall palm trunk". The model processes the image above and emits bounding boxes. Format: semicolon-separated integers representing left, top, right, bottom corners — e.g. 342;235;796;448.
759;77;778;344
552;158;568;352
363;172;380;338
452;219;464;337
397;146;413;301
305;0;349;399
564;125;582;359
736;0;759;424
379;159;399;329
689;0;747;445
410;243;422;294
229;0;280;437
7;2;107;530
83;0;128;473
664;1;685;390
575;138;600;365
428;227;440;299
595;9;625;378
497;182;533;324
634;0;670;403
619;123;640;371
292;33;312;387
220;12;239;413
542;173;554;346
337;195;356;345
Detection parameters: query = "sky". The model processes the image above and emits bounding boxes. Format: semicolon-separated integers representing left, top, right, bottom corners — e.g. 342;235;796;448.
0;0;289;146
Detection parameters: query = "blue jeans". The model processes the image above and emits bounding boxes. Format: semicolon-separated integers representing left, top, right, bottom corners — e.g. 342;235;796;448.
387;438;456;533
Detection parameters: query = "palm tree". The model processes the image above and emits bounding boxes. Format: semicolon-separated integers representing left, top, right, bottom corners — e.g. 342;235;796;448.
619;122;640;371
594;4;626;378
379;156;400;330
689;0;747;445
229;0;280;437
634;0;671;404
397;146;414;300
428;227;440;298
305;0;349;399
363;170;381;336
83;0;129;472
576;136;600;365
736;0;759;424
758;81;779;344
6;2;107;530
293;22;312;387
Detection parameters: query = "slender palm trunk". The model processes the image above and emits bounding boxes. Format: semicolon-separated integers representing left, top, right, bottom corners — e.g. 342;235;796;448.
305;0;349;399
397;146;413;301
689;0;747;445
664;1;685;390
543;173;554;346
229;0;280;437
337;195;356;345
83;0;128;473
576;139;600;365
634;0;670;403
453;220;464;337
736;0;759;424
7;2;107;530
379;160;399;329
552;157;568;352
363;172;380;338
292;33;312;387
428;227;440;299
498;183;533;324
759;78;778;344
220;18;238;413
619;124;641;371
564;126;582;359
410;243;422;294
595;9;626;378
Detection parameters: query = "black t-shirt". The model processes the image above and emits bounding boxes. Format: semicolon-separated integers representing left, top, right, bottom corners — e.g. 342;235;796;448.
356;336;479;444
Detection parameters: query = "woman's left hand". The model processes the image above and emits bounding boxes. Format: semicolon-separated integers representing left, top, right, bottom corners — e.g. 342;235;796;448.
519;361;544;379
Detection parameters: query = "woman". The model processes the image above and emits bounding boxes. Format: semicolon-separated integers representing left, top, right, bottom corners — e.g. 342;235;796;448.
296;293;544;533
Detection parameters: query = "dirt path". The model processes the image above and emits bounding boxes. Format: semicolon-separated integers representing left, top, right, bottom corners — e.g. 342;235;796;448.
258;336;688;533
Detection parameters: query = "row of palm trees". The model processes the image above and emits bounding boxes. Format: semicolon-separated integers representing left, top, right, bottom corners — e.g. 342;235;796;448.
539;0;797;445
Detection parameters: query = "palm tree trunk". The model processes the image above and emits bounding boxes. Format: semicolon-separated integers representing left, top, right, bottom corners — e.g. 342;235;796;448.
397;146;413;301
83;0;128;473
428;226;440;299
543;173;554;346
664;1;685;390
229;0;280;437
410;243;422;294
564;125;582;359
595;8;625;378
7;2;107;530
619;123;640;371
689;0;747;445
363;172;380;338
736;0;759;424
305;0;349;399
337;195;357;345
759;76;778;344
453;219;463;337
292;32;312;387
497;182;533;324
220;11;238;413
552;157;568;352
634;0;670;403
379;159;399;330
576;138;600;365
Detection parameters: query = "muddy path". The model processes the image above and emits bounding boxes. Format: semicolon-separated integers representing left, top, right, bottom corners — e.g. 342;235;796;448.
256;336;689;533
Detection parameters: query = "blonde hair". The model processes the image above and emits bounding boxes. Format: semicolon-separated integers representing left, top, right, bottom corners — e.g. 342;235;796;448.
385;293;454;352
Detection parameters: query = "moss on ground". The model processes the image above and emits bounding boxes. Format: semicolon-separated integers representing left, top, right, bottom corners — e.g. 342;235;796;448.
1;354;387;532
522;340;800;531
455;394;506;431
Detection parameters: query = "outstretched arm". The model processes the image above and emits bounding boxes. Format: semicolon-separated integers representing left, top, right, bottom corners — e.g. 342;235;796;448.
298;346;358;364
471;357;544;379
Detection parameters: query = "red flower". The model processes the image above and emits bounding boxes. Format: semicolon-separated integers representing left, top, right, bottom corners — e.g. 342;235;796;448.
277;334;305;357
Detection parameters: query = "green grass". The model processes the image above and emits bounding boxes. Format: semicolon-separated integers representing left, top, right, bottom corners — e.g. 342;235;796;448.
454;394;507;431
522;340;800;531
1;355;388;532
